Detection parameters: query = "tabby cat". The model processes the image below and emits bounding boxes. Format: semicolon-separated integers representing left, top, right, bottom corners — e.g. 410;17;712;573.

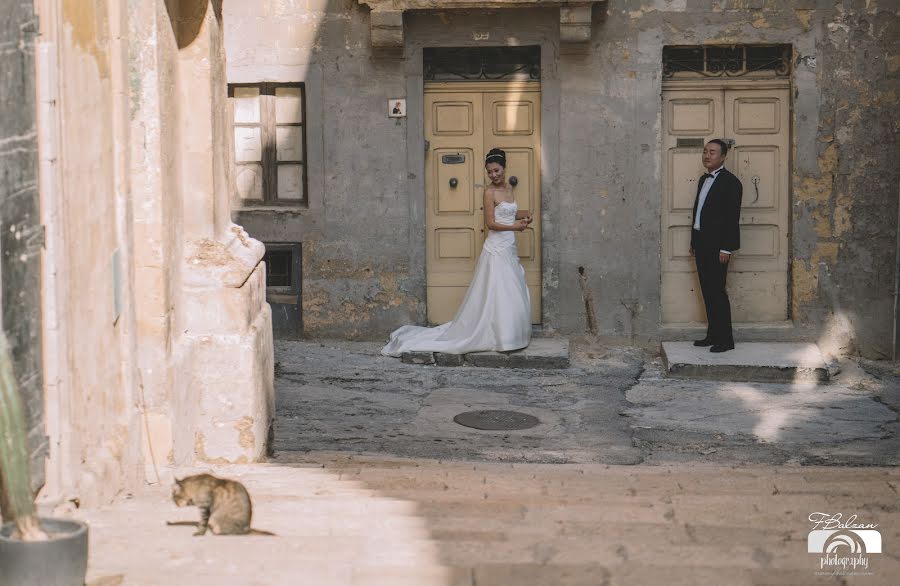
169;474;274;536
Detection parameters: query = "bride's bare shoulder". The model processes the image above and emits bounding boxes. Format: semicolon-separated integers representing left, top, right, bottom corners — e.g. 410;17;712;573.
484;184;511;202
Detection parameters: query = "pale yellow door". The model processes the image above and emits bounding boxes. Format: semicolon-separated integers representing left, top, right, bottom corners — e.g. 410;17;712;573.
425;82;542;325
661;85;790;324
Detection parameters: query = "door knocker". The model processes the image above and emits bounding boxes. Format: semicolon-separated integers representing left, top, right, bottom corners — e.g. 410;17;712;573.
751;175;760;204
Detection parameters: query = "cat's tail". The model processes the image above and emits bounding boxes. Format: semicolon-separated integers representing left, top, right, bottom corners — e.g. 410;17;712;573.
248;528;276;536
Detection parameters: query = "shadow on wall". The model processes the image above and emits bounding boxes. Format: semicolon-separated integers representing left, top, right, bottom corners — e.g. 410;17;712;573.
164;0;223;49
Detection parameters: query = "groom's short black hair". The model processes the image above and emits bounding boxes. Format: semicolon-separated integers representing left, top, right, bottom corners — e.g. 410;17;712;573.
707;139;729;156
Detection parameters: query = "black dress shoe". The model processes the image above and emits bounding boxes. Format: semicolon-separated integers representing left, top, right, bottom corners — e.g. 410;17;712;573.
693;338;714;347
710;344;734;353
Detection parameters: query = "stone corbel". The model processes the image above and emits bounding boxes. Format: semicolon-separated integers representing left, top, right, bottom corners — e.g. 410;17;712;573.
370;9;404;48
559;5;593;44
360;1;604;49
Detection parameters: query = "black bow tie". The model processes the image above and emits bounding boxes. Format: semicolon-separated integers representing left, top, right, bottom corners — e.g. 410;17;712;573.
702;172;717;180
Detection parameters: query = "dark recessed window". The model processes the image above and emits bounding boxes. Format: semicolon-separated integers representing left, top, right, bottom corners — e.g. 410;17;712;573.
424;46;541;81
663;45;791;78
663;47;704;74
264;249;293;288
706;46;744;75
262;243;302;337
747;45;789;72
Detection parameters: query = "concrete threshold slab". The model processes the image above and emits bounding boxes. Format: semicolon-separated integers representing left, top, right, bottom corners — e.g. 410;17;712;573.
401;337;569;369
661;341;829;383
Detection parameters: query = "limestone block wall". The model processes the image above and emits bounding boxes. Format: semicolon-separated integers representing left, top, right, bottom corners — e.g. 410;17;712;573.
224;1;898;359
34;0;142;507
33;0;274;508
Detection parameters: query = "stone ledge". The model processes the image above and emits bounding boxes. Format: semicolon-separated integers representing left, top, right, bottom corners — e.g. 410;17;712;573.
661;341;829;383
358;1;606;48
400;351;435;365
401;337;570;369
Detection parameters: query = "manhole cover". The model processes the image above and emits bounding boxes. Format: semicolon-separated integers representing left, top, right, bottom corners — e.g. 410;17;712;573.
453;410;540;431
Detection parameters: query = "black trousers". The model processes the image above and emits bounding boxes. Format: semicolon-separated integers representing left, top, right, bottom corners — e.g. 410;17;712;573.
694;244;734;346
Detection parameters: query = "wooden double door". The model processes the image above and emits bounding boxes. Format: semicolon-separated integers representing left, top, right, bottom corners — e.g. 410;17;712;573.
424;81;542;325
662;83;791;324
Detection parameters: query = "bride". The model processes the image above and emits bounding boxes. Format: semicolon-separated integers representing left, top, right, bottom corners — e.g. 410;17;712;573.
382;148;532;357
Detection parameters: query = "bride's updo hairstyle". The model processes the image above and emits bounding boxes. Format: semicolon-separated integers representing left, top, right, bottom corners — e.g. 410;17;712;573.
485;148;506;168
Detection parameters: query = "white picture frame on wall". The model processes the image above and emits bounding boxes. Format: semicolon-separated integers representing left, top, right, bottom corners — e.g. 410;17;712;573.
388;98;406;118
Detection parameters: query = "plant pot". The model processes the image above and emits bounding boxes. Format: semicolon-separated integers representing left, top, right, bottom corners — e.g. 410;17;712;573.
0;517;88;586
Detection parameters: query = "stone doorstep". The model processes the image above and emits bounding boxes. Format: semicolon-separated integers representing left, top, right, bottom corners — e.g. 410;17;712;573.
661;341;830;383
401;338;570;369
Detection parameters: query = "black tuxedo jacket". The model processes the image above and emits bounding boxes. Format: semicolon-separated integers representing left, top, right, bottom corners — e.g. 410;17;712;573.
690;167;742;252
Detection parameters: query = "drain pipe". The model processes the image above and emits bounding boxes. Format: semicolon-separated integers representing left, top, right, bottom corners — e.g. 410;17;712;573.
577;266;598;336
894;184;900;361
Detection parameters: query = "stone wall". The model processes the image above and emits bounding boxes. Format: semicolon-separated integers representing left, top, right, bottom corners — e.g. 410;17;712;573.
224;0;899;359
32;0;274;508
225;0;415;338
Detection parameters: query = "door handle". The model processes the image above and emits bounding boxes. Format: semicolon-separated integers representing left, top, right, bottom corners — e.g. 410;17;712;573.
449;177;458;188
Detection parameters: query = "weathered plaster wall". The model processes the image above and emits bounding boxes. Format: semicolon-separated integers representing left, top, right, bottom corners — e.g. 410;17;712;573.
557;0;898;357
0;0;46;495
796;1;899;359
225;0;899;358
225;0;420;338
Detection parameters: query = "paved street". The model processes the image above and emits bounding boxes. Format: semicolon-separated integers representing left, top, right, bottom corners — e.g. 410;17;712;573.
82;457;900;586
79;338;900;585
274;338;899;467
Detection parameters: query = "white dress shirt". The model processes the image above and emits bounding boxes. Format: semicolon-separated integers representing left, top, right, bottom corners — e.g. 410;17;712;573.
693;165;731;254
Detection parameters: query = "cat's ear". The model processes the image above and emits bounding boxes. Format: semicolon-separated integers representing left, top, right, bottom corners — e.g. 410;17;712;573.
174;477;182;485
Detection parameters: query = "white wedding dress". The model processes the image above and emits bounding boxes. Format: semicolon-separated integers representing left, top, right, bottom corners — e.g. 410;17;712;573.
382;201;531;356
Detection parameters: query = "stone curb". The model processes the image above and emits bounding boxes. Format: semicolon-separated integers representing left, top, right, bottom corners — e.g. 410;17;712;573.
400;339;570;369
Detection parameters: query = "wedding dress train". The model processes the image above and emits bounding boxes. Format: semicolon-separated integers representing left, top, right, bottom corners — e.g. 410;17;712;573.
382;201;531;356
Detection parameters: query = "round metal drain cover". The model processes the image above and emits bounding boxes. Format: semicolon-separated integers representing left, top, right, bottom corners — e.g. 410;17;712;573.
453;410;540;431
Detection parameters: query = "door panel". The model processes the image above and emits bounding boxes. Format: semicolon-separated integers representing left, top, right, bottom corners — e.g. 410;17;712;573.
727;88;790;302
661;86;790;324
434;148;475;214
425;83;542;325
425;92;483;324
484;90;542;325
662;90;724;323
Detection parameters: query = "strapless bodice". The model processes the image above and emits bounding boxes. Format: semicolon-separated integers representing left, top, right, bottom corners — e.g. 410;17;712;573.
484;201;517;253
493;201;517;225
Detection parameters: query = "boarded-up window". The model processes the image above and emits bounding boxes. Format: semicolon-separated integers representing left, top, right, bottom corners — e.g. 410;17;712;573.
229;83;307;205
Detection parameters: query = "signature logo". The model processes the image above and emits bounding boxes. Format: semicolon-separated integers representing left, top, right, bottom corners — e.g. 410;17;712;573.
808;513;881;575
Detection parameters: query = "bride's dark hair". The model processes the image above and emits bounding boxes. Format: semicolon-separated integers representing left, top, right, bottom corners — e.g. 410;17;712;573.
484;148;506;168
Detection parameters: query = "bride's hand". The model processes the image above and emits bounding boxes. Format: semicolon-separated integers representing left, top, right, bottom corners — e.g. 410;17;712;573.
515;219;528;231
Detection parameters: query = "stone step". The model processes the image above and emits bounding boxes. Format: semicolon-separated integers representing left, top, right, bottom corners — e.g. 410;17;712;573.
661;341;829;383
402;337;569;369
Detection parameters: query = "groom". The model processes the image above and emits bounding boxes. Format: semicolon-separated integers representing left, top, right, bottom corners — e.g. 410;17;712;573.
689;139;742;353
